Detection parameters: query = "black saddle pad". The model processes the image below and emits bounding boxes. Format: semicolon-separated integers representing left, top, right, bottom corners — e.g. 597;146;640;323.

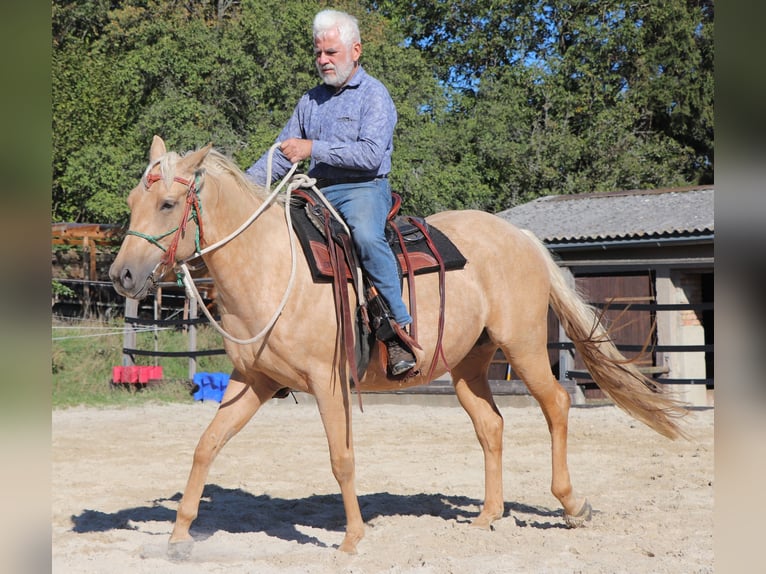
289;195;467;283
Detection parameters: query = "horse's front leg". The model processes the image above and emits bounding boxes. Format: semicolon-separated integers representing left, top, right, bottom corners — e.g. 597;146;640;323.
168;370;275;560
314;387;364;554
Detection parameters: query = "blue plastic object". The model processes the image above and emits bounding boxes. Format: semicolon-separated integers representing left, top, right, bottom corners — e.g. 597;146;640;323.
192;372;230;402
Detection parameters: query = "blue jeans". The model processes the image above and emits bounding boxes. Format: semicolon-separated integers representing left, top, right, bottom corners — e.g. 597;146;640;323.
320;178;412;327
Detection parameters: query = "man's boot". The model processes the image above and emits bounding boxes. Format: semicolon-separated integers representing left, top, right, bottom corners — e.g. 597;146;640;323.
386;337;416;376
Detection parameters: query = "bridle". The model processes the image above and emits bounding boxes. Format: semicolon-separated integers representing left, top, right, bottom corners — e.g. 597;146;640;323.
126;162;205;284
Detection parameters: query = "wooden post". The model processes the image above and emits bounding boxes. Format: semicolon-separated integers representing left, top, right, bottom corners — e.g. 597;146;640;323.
153;287;162;366
187;290;197;381
89;238;97;280
123;298;139;367
82;237;92;318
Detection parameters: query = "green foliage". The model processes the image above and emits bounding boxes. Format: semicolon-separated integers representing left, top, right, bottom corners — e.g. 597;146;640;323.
52;281;76;299
52;0;713;222
373;0;714;205
471;61;694;208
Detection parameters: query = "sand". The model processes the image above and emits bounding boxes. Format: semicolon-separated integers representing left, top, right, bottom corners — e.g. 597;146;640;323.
52;396;713;573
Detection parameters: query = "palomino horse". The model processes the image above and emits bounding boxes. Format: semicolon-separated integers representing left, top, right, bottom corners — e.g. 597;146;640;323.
110;136;686;556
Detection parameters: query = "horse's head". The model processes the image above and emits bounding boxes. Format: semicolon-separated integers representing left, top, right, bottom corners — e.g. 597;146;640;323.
110;136;212;300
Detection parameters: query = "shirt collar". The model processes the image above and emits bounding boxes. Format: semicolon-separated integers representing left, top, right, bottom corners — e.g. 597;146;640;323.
332;65;365;94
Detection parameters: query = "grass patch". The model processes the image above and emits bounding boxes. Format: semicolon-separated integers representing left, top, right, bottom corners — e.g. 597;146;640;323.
52;317;233;408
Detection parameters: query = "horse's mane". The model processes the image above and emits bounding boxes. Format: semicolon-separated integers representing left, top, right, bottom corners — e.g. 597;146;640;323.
203;149;273;201
160;147;274;202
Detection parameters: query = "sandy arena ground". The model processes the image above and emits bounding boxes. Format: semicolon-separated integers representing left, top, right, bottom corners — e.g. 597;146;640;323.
52;396;713;573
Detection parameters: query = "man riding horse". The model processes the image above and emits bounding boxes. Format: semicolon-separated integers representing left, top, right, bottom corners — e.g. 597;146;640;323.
245;9;416;377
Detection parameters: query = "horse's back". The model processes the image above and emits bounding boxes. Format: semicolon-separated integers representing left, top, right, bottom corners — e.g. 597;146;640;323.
426;209;546;281
425;209;552;331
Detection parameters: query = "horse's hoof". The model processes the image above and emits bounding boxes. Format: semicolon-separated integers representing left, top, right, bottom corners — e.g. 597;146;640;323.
470;510;501;530
337;531;363;554
337;540;359;554
563;498;592;528
167;539;194;561
470;517;493;531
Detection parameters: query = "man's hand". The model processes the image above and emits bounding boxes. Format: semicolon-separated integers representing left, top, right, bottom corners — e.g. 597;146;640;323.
279;138;312;164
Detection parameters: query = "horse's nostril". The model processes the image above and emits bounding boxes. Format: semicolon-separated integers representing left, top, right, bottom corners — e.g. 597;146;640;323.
113;266;133;290
122;268;132;283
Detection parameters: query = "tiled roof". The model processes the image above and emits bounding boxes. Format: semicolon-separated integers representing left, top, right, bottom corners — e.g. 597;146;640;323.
496;186;714;244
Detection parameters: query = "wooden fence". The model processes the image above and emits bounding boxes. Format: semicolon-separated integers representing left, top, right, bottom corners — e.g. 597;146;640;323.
561;300;714;386
121;295;712;388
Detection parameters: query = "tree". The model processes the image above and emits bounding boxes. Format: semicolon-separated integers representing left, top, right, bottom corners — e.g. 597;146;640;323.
373;0;714;208
51;0;323;223
51;0;448;221
52;0;713;222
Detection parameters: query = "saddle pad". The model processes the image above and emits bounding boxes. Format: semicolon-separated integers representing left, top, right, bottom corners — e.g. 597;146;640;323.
290;198;467;283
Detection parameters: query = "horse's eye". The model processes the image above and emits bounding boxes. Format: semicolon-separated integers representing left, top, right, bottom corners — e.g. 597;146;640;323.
161;200;176;211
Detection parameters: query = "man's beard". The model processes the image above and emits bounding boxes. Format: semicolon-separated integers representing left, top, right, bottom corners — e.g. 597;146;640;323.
317;59;356;88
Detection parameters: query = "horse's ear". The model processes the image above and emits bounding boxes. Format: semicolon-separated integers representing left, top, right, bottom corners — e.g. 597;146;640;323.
180;142;213;171
150;136;167;162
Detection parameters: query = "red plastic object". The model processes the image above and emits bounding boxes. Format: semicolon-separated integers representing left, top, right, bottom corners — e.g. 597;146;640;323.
112;365;164;384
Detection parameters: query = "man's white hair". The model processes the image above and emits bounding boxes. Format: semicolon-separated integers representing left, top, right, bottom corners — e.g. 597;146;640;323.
313;9;361;47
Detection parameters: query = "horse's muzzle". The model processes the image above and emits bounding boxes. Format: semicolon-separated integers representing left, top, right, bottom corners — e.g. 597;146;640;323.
109;262;157;300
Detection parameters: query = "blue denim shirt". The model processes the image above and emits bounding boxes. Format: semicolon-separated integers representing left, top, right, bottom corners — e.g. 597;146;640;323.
246;66;396;186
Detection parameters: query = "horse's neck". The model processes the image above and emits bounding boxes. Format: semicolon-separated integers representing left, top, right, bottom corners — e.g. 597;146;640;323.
200;178;295;313
201;179;276;243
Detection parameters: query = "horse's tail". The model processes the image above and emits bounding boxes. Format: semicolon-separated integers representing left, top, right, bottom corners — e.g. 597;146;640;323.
520;229;688;440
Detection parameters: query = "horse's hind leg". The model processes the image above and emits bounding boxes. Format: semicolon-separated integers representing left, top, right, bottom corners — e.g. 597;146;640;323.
508;345;591;526
452;344;505;529
168;370;276;559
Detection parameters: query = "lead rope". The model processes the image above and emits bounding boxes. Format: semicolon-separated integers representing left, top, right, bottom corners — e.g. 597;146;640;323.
178;143;301;345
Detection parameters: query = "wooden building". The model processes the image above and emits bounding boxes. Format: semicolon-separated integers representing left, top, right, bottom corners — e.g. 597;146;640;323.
496;186;714;407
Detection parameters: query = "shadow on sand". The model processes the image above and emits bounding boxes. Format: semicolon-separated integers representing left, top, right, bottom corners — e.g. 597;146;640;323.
70;484;567;548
